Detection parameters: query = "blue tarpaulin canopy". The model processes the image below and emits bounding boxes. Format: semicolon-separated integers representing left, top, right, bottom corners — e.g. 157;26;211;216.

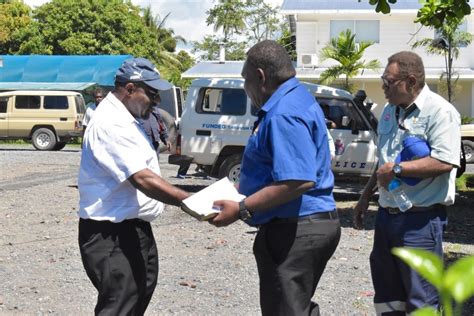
0;55;132;90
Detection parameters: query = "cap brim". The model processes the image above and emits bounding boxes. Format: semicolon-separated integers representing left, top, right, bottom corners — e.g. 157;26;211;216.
144;78;173;91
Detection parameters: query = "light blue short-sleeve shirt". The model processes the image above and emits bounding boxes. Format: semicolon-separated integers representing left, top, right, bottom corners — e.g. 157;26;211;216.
377;84;460;207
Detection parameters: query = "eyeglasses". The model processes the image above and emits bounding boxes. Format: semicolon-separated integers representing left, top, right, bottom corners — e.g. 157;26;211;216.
381;76;406;87
136;83;160;102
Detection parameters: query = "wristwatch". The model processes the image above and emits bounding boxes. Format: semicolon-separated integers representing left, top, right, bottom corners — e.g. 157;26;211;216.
238;199;253;222
392;163;403;177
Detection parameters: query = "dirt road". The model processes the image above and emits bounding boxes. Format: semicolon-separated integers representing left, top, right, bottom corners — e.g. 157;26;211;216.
0;144;472;315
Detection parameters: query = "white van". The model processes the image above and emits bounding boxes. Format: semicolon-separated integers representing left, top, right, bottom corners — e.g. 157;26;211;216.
169;78;378;182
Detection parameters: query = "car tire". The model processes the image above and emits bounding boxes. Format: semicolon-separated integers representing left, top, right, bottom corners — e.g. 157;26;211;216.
32;128;57;151
218;154;242;183
157;109;177;153
53;141;67;151
462;140;474;163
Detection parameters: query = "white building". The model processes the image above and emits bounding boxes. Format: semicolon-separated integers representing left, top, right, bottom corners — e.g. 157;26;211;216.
281;0;474;118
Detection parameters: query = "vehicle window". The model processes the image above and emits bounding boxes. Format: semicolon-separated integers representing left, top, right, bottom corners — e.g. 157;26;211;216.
75;95;86;114
197;88;246;115
0;97;8;113
316;97;368;131
15;96;40;109
158;89;177;118
175;87;183;117
44;96;68;109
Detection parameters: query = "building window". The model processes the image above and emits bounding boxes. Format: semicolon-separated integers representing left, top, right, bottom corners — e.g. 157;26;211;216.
330;20;380;43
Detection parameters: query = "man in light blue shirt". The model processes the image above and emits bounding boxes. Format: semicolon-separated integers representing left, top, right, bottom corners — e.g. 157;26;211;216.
209;40;340;315
354;51;460;315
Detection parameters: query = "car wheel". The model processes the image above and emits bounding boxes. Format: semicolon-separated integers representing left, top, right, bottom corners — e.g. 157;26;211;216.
218;154;242;183
53;142;67;151
462;140;474;163
156;109;177;153
32;128;57;151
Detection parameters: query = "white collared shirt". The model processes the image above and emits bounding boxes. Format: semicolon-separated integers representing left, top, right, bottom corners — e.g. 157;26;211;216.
78;92;163;222
82;102;96;127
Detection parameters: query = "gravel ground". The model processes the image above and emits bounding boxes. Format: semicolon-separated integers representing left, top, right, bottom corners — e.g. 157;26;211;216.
0;143;472;316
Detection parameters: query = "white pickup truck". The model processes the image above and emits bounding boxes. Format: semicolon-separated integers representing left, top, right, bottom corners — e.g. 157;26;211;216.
461;124;474;163
168;78;379;182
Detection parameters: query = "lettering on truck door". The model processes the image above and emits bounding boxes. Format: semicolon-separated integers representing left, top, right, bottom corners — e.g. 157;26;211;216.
317;97;377;176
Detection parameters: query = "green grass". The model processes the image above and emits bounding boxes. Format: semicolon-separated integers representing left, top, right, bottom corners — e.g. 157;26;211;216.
456;174;474;191
0;137;82;145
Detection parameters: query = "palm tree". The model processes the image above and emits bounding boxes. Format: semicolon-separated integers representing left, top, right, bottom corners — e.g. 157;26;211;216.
206;0;246;43
319;30;380;92
141;6;187;68
412;22;472;102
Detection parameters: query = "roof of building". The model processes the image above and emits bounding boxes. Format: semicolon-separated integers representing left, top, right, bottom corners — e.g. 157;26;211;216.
182;61;474;81
281;0;422;12
182;61;245;79
0;55;132;90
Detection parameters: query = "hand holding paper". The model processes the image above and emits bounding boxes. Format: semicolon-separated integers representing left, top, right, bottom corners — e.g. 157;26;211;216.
181;177;245;221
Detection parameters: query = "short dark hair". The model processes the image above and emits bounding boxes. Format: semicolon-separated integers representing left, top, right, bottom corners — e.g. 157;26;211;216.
93;87;105;96
246;40;296;86
387;51;425;89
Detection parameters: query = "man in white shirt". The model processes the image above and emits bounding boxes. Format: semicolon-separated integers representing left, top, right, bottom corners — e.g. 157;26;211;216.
82;88;105;130
78;58;190;315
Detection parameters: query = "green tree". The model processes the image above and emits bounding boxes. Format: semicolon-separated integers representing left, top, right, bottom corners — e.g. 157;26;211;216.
363;0;471;29
192;35;246;61
10;0;159;61
165;50;195;89
244;0;280;44
141;6;187;69
195;0;282;61
276;24;296;60
319;30;380;92
412;22;472;102
0;0;33;54
206;0;246;43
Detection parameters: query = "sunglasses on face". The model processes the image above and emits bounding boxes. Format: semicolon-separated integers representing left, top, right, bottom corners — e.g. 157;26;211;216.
381;76;406;87
136;83;160;102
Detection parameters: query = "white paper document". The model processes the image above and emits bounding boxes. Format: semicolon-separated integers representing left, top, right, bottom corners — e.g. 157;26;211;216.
181;177;246;221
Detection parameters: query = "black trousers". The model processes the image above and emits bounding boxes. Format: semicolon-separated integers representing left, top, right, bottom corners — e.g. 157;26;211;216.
254;214;341;316
78;218;158;316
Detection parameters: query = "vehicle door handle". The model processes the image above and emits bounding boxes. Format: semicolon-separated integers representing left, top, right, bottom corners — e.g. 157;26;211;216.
196;130;211;136
351;140;369;143
60;117;67;121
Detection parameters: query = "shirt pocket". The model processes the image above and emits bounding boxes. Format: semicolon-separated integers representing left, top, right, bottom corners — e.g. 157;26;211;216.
405;116;429;136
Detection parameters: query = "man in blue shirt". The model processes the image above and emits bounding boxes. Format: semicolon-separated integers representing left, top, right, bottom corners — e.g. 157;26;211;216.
209;40;341;315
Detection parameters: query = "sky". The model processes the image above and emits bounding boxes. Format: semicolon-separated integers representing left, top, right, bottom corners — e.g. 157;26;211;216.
24;0;285;51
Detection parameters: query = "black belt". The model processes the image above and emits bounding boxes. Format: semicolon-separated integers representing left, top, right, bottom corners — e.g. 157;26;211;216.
80;218;147;225
267;210;338;225
384;204;446;215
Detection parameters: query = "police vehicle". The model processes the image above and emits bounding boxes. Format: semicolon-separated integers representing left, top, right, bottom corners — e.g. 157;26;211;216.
169;75;379;183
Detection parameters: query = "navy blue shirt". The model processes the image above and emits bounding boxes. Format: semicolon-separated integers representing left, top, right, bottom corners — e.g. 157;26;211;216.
239;77;335;225
139;108;168;152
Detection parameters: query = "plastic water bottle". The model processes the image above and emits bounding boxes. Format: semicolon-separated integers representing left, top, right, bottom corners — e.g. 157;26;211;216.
388;179;412;212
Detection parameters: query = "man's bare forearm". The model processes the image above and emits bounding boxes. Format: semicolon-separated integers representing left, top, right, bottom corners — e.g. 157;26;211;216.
129;169;190;206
